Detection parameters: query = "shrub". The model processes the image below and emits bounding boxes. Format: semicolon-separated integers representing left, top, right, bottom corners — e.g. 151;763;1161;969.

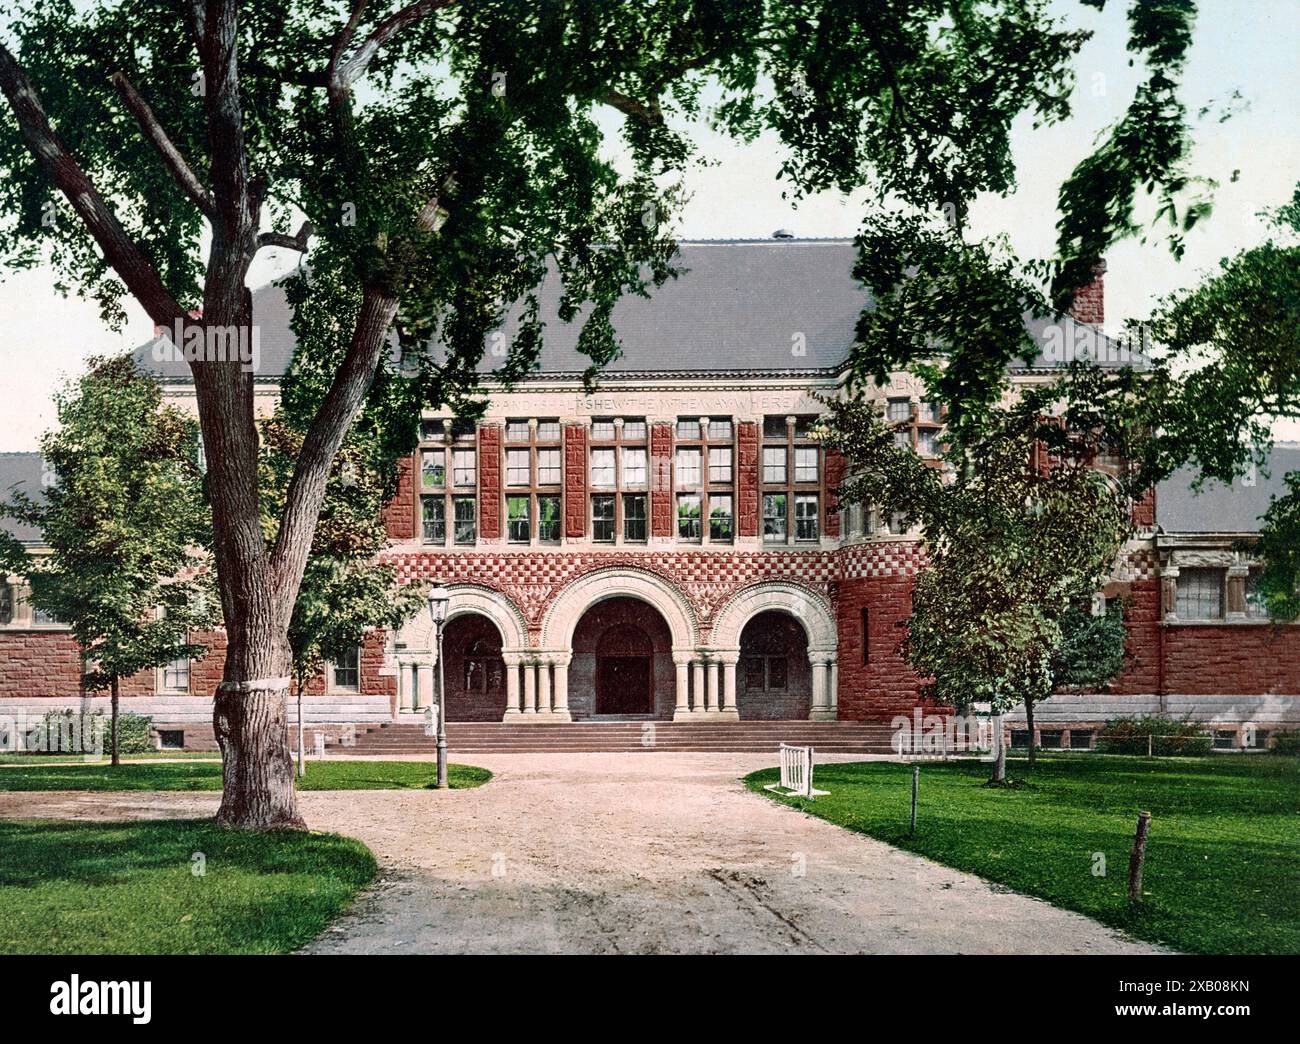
30;710;155;755
1270;731;1300;756
1097;715;1212;756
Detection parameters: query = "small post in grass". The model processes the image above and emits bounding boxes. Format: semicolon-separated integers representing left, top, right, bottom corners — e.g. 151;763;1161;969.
910;765;919;834
1147;733;1153;759
1128;810;1152;905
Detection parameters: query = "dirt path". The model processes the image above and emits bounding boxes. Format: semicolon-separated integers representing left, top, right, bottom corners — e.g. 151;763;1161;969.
0;753;1163;955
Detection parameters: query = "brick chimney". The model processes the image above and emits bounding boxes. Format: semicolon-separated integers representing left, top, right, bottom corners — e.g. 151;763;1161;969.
1069;260;1105;327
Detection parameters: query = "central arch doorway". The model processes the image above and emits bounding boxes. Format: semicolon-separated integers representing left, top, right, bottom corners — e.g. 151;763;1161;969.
595;624;653;714
571;596;675;719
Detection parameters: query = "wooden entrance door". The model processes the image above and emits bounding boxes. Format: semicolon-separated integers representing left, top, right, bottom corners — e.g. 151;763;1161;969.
596;655;652;714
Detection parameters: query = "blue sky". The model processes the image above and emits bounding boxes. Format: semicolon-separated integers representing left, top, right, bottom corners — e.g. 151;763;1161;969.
1;0;1297;449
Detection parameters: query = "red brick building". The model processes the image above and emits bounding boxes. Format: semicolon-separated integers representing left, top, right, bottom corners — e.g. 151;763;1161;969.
1;239;1296;748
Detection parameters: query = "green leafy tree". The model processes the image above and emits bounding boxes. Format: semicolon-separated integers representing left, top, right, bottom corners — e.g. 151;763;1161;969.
822;382;1138;780
1252;482;1300;622
0;356;216;765
0;1;1207;826
1050;601;1130;693
1128;186;1300;620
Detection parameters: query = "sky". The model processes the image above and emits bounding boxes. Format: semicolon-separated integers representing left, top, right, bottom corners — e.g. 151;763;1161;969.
1;0;1297;450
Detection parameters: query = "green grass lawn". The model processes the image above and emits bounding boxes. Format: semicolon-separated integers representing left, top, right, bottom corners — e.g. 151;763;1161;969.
0;818;376;954
0;760;491;791
746;754;1300;955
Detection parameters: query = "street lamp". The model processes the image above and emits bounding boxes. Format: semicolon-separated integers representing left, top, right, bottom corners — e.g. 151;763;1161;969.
427;586;451;788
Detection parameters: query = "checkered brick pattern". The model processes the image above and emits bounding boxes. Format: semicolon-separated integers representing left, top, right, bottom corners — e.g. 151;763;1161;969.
839;540;927;578
380;540;934;637
1114;549;1160;582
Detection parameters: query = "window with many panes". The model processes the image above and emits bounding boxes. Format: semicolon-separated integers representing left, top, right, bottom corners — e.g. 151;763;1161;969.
499;419;562;544
887;397;944;457
623;493;647;542
452;447;476;486
744;654;788;691
506;449;530;486
589;418;649;543
419;418;478;546
762;415;822;543
794;494;819;541
674;417;735;544
592;493;616;542
330;646;360;692
453;495;476;544
422;496;446;542
160;657;190;693
677;493;702;540
506;495;530;543
1175;567;1223;620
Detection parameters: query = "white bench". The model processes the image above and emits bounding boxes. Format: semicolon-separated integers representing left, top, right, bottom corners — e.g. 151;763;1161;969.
764;743;829;799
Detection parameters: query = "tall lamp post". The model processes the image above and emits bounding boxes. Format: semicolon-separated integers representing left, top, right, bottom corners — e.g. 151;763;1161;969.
427;586;451;789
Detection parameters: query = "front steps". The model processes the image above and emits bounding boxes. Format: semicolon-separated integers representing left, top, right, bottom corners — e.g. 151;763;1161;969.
324;720;901;755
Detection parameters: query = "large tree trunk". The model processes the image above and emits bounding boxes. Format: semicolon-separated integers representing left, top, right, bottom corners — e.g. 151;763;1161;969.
110;675;120;767
198;292;397;829
1;8;397;832
212;608;302;828
1025;698;1036;770
214;686;301;829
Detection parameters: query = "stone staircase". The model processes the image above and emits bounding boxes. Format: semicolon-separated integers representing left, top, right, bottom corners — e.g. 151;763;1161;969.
324;720;902;754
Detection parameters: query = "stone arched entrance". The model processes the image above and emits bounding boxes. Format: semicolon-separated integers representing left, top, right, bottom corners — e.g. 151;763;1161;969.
442;615;507;721
738;611;811;720
711;582;838;720
571;598;675;719
391;584;528;716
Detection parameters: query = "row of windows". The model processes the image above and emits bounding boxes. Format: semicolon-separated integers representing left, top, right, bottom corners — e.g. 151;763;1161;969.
888;397;943;456
156;648;361;694
422;443;804;490
419;490;825;545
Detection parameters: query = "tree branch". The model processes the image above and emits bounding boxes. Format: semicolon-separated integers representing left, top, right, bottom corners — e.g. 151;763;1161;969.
0;43;183;327
598;52;717;128
257;221;314;252
329;0;457;99
109;72;215;219
199;0;254;248
599;89;663;127
270;287;399;587
416;172;457;233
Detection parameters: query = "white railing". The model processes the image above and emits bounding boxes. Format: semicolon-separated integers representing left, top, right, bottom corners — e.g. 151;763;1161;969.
765;743;828;799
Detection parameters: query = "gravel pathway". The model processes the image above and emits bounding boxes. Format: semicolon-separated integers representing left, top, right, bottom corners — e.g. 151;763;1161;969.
0;752;1163;955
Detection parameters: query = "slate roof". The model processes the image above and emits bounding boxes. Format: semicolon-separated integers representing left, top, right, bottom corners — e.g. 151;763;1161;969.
1156;444;1300;535
133;239;1141;380
0;452;47;543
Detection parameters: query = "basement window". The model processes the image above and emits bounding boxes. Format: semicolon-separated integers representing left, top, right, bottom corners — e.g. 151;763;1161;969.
158;730;184;750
